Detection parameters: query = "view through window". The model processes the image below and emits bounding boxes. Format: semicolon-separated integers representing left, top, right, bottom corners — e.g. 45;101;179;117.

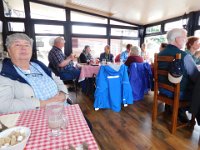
72;37;107;59
3;0;25;18
110;39;139;56
144;35;167;62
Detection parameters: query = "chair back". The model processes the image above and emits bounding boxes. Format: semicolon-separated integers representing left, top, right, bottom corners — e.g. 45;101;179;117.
154;53;181;104
152;53;194;134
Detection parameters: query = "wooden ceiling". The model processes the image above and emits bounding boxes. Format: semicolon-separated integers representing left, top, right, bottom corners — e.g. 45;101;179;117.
38;0;200;25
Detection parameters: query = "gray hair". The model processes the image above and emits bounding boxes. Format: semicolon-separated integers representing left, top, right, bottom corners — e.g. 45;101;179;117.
54;37;65;45
5;33;33;49
167;28;187;43
130;46;141;56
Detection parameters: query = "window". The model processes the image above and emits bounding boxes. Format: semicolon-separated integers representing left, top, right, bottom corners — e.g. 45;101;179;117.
164;20;185;31
110;20;136;27
111;28;138;37
72;37;107;58
36;36;63;66
30;2;66;21
71;11;107;24
144;34;167;62
34;24;64;34
146;25;161;34
8;22;24;32
110;39;139;56
199;16;200;25
3;0;25;18
72;25;106;35
194;30;200;37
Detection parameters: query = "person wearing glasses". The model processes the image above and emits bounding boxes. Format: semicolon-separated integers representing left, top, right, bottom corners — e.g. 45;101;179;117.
0;33;69;114
158;28;199;123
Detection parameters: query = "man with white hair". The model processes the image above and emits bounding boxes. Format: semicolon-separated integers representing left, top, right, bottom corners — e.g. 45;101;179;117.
158;28;199;122
48;37;80;81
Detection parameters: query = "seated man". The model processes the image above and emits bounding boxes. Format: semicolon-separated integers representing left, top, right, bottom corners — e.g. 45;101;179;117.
0;33;69;113
48;37;80;81
158;28;199;122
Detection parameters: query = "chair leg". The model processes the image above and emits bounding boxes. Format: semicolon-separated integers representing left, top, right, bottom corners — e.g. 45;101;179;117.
171;107;178;134
73;79;78;98
152;95;158;122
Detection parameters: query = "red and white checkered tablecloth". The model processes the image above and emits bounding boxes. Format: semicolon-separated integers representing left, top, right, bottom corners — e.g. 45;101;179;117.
16;104;99;150
78;65;100;82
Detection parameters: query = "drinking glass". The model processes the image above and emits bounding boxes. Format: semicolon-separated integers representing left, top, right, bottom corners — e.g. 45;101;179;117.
102;59;106;65
46;102;65;136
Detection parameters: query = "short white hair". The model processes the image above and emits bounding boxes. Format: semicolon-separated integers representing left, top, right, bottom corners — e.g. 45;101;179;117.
5;33;33;49
54;37;65;45
130;46;141;56
167;28;187;43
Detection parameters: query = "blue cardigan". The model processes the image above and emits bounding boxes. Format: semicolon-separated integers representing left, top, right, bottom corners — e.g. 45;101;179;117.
94;64;133;112
0;58;52;85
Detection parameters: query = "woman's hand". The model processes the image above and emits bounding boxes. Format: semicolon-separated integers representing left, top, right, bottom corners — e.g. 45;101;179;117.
40;92;68;107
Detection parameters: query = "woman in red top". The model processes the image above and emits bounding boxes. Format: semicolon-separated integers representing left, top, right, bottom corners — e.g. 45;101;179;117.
125;46;144;67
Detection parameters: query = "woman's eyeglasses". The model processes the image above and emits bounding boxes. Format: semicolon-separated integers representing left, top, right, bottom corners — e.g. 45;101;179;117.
25;73;43;77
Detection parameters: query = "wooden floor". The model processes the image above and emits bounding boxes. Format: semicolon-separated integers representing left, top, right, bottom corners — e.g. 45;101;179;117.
68;88;200;150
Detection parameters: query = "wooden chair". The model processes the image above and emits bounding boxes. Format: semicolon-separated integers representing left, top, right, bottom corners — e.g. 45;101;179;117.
152;53;195;134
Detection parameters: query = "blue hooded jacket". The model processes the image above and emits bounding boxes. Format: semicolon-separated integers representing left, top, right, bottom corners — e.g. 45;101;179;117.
129;62;153;101
94;64;133;112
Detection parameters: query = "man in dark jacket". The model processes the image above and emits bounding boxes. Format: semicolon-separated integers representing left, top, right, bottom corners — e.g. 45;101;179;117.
158;28;199;122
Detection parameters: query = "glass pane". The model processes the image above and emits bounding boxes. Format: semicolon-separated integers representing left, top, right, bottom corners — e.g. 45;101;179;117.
194;30;200;37
34;24;64;34
164;20;184;31
71;11;107;24
30;2;66;21
110;20;137;27
199;16;200;25
8;22;24;32
144;34;167;62
36;36;64;66
146;25;161;34
3;0;25;18
0;21;2;33
110;39;139;57
72;25;106;35
72;37;107;58
111;28;138;37
0;21;3;60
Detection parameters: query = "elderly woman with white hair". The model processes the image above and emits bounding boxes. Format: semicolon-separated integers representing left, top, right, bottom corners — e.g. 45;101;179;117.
124;45;144;67
0;33;69;114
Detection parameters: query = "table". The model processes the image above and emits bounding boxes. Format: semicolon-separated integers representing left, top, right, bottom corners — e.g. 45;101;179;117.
78;65;100;82
15;104;99;150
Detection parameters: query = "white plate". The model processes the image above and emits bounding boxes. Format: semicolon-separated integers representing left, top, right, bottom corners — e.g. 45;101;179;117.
0;126;31;150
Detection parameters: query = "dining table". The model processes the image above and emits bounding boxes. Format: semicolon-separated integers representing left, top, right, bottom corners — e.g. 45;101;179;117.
2;104;99;150
78;64;100;82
